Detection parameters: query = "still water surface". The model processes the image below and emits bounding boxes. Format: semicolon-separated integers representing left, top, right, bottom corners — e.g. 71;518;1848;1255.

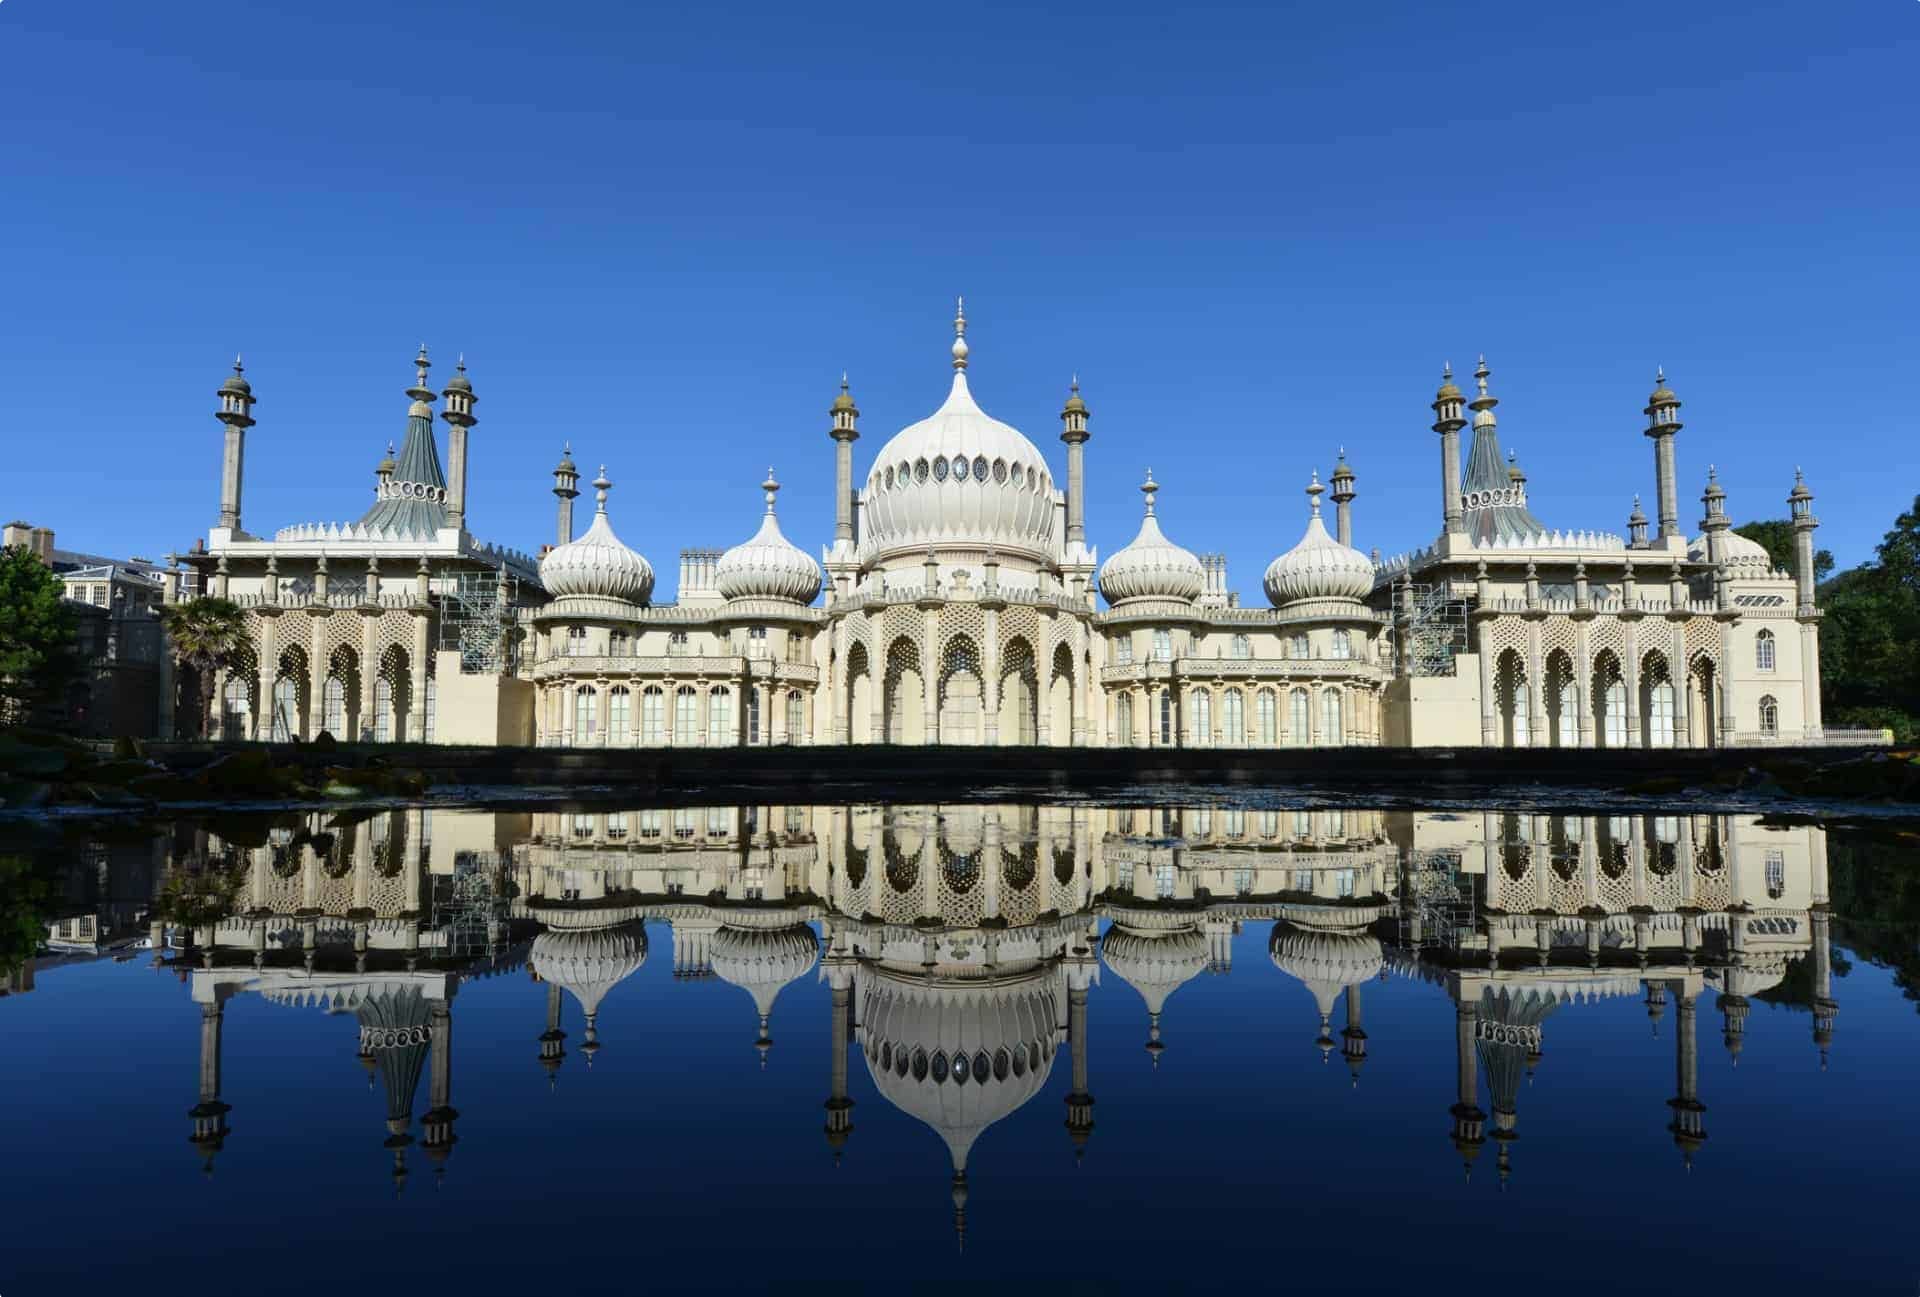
4;802;1917;1292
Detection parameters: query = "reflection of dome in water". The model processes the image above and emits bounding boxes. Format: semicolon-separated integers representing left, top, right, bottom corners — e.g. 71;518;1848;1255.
860;966;1059;1173
1269;924;1382;1056
531;921;647;1061
711;922;819;1061
1101;923;1208;1064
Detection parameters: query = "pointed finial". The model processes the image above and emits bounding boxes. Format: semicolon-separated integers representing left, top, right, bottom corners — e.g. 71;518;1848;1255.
763;468;780;514
1140;469;1158;516
1306;470;1325;517
951;297;969;371
840;371;849;392
1071;371;1079;393
593;466;611;513
1656;365;1666;385
233;354;245;376
1475;355;1490;395
1442;361;1452;381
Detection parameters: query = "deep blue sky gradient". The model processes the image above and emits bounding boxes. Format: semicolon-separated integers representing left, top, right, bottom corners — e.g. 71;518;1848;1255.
2;0;1915;590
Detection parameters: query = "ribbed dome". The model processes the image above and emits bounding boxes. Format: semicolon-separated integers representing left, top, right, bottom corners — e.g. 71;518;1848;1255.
714;473;822;603
538;469;655;603
860;966;1058;1171
1269;925;1383;1019
859;311;1056;563
1264;475;1373;607
1101;924;1209;1015
711;922;819;1021
1688;529;1775;570
530;922;648;1020
1099;473;1205;605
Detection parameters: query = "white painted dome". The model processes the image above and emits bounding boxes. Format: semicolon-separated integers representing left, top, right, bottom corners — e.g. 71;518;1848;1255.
860;965;1058;1171
1687;528;1775;570
1264;475;1374;607
1098;473;1206;605
1101;923;1209;1016
859;307;1056;563
530;921;648;1021
1269;925;1383;1019
711;922;819;1035
714;472;822;603
538;469;655;603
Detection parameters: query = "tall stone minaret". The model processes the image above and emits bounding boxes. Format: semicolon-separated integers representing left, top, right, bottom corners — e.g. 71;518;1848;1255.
215;357;256;535
826;375;861;598
1789;470;1824;736
822;937;856;1162
188;990;234;1177
1449;995;1486;1179
1644;369;1683;546
440;355;477;534
1432;365;1466;543
1330;450;1357;548
1668;984;1708;1168
552;444;580;547
1060;375;1091;550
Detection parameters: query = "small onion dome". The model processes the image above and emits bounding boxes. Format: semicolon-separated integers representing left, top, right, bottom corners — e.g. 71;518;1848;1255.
1435;361;1462;402
831;373;858;414
712;922;819;1060
529;921;648;1022
1269;923;1384;1022
218;356;253;397
376;441;396;475
554;443;577;475
1263;472;1374;607
1789;468;1814;505
1507;453;1526;484
1688;529;1774;569
1100;924;1209;1018
1648;366;1678;406
714;470;822;603
538;467;655;602
1098;471;1206;605
444;355;473;393
1061;375;1088;417
1628;496;1649;528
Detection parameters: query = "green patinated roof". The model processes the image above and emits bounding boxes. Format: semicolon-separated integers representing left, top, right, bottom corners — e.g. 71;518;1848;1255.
357;409;448;536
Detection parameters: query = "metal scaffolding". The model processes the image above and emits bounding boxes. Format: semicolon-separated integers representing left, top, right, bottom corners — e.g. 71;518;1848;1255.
1405;582;1469;677
436;569;519;675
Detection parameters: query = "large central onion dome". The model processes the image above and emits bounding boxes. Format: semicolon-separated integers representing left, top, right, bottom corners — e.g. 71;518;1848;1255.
538;467;655;603
1098;471;1206;605
714;470;822;603
859;302;1057;564
1264;472;1374;607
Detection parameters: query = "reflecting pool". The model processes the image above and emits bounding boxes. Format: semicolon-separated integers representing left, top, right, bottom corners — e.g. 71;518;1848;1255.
4;803;1917;1291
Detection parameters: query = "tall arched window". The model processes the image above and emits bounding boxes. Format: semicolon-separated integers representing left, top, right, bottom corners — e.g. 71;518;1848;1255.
707;686;734;746
323;676;345;737
1322;688;1344;745
1755;629;1776;672
610;630;631;657
373;678;394;742
1116;692;1134;746
1191;689;1212;747
1230;634;1251;660
566;626;588;657
1158;689;1173;745
1758;695;1779;736
607;686;631;745
1289;688;1310;744
573;686;597;744
1257;689;1276;746
1223;688;1244;745
1332;629;1352;660
270;676;299;742
222;677;252;739
746;686;761;744
641;686;665;744
1289;632;1310;659
785;690;804;743
1152;629;1173;662
673;686;698;744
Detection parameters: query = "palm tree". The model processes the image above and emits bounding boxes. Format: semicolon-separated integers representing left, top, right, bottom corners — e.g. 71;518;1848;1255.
159;597;248;739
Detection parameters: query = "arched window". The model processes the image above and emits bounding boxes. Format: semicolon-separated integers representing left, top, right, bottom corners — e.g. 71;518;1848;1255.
566;626;588;657
1116;692;1134;746
785;690;804;743
1158;689;1173;745
668;630;690;656
1755;629;1776;672
1223;688;1244;745
573;686;597;744
707;686;734;746
641;686;665;744
323;676;345;737
610;630;631;658
673;686;699;744
222;677;252;739
1230;634;1251;660
1322;688;1344;745
1289;632;1310;659
1113;637;1133;666
373;678;394;742
270;676;299;742
1257;689;1276;746
607;686;631;745
1758;695;1779;736
1289;687;1309;744
745;686;761;744
1191;689;1212;747
1332;629;1352;660
1152;629;1173;662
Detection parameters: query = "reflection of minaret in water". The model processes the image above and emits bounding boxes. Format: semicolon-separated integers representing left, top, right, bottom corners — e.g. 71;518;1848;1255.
1064;950;1097;1163
1448;999;1485;1180
188;994;233;1177
537;980;567;1090
1340;984;1368;1087
1667;985;1708;1168
822;946;856;1163
419;1000;459;1182
1810;827;1838;1070
1475;987;1556;1190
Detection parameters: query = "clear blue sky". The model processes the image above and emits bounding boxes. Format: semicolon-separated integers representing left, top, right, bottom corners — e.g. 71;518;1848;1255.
2;0;1914;592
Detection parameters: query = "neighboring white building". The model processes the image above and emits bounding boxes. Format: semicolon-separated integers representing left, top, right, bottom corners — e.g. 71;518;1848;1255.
180;309;1854;749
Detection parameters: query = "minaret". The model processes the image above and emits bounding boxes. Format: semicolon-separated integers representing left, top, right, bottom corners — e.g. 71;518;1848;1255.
1789;470;1823;735
552;444;580;546
537;980;567;1089
826;373;861;595
1449;996;1486;1178
1810;826;1838;1068
1340;982;1368;1087
1667;985;1708;1167
375;441;396;495
188;993;233;1177
1064;950;1097;1161
1700;467;1730;564
822;944;856;1162
214;356;256;535
1628;496;1650;548
1718;989;1749;1066
1644;368;1683;545
1060;375;1091;553
1432;364;1466;538
420;1000;459;1182
1330;450;1357;548
439;353;476;534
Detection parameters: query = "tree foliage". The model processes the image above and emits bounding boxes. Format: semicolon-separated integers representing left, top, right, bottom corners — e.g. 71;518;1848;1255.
1818;495;1920;742
0;545;78;721
1733;519;1833;582
158;597;249;739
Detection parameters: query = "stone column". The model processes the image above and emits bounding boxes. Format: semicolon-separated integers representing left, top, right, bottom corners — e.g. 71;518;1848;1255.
1622;621;1641;747
1063;979;1095;1158
1801;623;1823;736
308;615;329;738
1449;999;1485;1174
421;999;458;1172
982;607;1001;747
1667;990;1707;1164
1717;619;1738;741
1670;621;1691;748
359;616;378;741
1477;625;1497;746
189;994;233;1171
1526;622;1546;746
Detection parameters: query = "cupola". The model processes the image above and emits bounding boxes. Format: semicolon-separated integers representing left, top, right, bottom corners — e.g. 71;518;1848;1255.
1263;473;1375;607
1097;471;1206;605
537;467;655;602
714;470;822;603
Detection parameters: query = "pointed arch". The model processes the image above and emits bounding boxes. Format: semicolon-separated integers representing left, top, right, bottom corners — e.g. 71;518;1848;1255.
1640;650;1675;749
1591;650;1626;750
1048;641;1073;747
845;641;872;744
271;644;309;742
997;635;1037;746
1495;648;1529;748
938;634;982;745
1544;648;1576;748
883;637;924;745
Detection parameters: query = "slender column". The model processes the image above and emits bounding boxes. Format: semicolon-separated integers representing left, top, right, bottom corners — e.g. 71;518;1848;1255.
1622;621;1641;747
1449;999;1485;1174
1801;624;1823;735
1060;380;1090;548
1477;625;1497;746
359;616;378;741
214;359;255;533
1717;619;1738;740
982;607;1001;747
824;965;856;1157
1526;621;1546;746
308;616;328;738
1064;980;1095;1158
441;359;476;533
408;616;429;741
1645;372;1683;541
421;1000;458;1172
1671;621;1692;748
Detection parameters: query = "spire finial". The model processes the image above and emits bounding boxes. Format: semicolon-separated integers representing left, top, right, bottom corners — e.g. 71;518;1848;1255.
456;353;467;374
593;466;611;513
416;343;430;381
1306;470;1325;518
1071;371;1080;393
233;354;245;376
763;467;780;514
1656;364;1666;384
1140;468;1158;516
951;297;969;371
840;371;849;393
1475;355;1490;396
1442;361;1452;381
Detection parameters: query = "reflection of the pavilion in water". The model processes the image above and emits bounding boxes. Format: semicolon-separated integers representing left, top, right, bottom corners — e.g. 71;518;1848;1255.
152;804;1839;1227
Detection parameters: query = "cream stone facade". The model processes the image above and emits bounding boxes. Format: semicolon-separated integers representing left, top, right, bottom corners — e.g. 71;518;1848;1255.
178;310;1874;749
